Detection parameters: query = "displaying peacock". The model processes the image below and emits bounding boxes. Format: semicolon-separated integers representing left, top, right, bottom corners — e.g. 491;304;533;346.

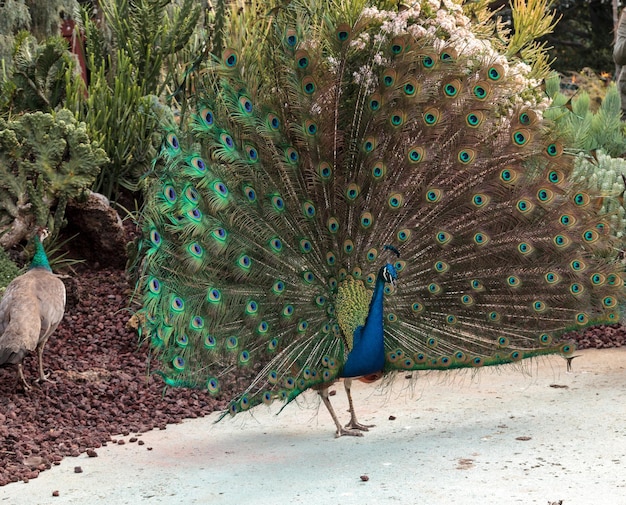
133;0;625;437
0;228;66;390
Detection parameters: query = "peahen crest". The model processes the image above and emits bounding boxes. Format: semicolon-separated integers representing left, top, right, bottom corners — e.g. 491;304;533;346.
133;1;624;435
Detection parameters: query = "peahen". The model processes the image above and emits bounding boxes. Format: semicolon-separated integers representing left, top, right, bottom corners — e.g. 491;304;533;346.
134;1;625;437
0;228;66;390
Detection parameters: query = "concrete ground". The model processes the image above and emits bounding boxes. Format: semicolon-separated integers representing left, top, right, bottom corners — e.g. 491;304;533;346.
2;348;625;505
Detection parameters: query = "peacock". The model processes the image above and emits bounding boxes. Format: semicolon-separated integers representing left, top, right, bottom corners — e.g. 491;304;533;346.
0;228;66;390
133;0;625;437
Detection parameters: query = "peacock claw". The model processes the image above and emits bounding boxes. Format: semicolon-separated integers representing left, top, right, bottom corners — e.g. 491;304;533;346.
345;421;375;432
335;428;364;438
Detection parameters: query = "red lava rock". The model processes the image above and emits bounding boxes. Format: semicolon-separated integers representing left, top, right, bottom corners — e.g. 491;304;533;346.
0;266;229;486
388;415;396;421
25;470;38;480
52;490;59;497
74;466;83;474
360;475;369;481
137;440;145;446
86;449;98;458
117;440;125;445
129;437;138;443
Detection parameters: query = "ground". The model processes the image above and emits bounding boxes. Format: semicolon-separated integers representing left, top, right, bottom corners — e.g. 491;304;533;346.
0;266;624;486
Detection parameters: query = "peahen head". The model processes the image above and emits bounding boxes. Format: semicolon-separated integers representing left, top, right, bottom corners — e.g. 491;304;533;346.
379;263;397;286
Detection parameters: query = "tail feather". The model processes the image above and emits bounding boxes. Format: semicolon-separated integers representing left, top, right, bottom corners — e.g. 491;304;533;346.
134;1;625;417
0;344;28;367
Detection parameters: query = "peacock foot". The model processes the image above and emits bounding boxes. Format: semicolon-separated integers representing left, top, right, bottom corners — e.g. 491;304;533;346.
345;420;375;432
335;427;365;438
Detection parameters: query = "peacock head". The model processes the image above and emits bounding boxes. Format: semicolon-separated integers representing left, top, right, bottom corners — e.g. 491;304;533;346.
379;263;398;286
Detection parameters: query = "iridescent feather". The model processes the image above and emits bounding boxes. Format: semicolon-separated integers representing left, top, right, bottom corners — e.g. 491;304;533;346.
133;2;624;437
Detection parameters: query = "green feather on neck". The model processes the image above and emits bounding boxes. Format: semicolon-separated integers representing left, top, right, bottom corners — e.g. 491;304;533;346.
30;230;52;272
336;276;372;351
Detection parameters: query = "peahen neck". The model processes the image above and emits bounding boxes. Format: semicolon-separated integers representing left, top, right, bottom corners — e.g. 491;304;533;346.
30;235;52;272
340;273;387;378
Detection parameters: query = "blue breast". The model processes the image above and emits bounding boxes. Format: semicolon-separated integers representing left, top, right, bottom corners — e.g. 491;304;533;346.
340;276;386;378
340;326;385;377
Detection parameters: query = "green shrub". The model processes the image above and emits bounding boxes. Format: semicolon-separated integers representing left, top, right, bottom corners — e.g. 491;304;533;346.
0;246;21;292
0;109;108;248
0;32;75;115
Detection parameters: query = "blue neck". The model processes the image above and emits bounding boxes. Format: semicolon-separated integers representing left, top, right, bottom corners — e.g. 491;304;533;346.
364;275;386;340
30;235;52;272
340;274;386;378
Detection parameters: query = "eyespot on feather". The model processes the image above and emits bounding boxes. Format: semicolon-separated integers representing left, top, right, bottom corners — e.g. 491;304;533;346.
294;49;310;69
222;48;238;68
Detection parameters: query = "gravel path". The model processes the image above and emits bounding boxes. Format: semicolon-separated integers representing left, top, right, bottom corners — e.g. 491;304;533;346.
0;267;624;486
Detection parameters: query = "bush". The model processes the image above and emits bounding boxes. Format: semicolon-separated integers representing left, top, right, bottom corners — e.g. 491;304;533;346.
0;109;108;248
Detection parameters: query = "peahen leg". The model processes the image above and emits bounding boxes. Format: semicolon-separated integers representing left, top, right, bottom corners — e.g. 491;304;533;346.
17;364;32;391
344;378;375;431
318;386;363;438
35;339;54;384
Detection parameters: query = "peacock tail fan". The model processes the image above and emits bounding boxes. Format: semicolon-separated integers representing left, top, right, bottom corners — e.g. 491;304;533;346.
133;1;625;417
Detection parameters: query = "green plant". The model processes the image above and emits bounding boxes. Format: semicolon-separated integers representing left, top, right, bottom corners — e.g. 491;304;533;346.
65;0;200;200
99;0;201;96
66;50;174;199
0;109;108;249
544;73;626;157
1;32;75;115
0;246;21;291
542;72;626;249
573;151;626;247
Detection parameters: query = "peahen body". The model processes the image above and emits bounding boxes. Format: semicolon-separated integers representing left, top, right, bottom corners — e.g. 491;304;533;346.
134;1;625;437
0;228;66;390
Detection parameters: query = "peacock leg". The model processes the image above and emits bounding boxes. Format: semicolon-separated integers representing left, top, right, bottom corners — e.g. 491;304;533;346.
17;364;32;390
344;378;375;431
319;386;363;438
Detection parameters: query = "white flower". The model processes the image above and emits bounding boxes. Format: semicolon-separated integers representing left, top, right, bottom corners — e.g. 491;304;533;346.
362;6;394;22
327;56;340;73
373;52;388;66
350;32;370;51
353;65;377;93
428;0;441;10
407;24;427;39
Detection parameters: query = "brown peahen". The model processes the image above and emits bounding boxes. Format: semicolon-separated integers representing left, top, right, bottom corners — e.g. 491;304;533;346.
0;228;66;390
133;1;625;437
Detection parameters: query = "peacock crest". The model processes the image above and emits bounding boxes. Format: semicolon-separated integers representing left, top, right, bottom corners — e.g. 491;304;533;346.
133;0;624;436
